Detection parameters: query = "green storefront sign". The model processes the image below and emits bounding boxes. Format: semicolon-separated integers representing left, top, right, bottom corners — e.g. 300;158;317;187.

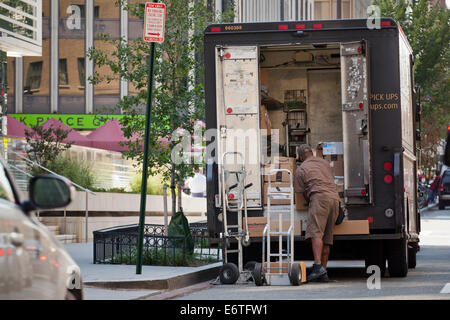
9;114;132;130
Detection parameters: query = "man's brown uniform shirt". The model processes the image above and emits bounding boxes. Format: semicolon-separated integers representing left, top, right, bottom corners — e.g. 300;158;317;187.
293;157;340;201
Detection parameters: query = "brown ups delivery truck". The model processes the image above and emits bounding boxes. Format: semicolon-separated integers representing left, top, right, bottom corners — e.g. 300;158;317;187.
204;18;420;278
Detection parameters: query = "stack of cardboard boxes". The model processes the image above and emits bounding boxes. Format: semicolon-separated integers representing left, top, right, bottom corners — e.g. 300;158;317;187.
263;156;308;210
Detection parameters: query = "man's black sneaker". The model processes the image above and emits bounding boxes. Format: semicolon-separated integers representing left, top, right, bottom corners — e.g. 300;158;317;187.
309;273;332;283
307;264;327;282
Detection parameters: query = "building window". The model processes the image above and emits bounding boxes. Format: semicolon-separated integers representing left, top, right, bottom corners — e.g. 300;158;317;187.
26;61;43;90
59;59;68;85
78;58;85;87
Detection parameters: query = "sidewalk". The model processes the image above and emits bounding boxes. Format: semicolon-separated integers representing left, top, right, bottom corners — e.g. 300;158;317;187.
64;217;222;300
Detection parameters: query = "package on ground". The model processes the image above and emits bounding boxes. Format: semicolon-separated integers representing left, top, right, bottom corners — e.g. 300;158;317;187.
245;217;302;237
264;157;297;182
295;192;308;210
260;104;272;136
264;182;293;205
322;142;344;155
264;261;307;281
333;220;369;235
324;154;344;177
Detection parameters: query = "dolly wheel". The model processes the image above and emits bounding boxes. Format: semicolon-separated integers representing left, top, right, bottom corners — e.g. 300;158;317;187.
289;263;302;286
252;262;265;286
219;263;239;284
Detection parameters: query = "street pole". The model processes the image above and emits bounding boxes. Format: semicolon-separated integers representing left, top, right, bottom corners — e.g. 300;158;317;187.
136;41;156;274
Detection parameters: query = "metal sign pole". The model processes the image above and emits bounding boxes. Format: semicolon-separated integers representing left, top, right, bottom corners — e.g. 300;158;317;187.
136;41;156;275
137;0;164;275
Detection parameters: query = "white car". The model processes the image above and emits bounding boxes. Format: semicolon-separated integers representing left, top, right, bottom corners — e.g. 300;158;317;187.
0;158;83;300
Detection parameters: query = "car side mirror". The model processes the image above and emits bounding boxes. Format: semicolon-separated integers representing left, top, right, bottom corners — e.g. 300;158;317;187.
29;175;73;210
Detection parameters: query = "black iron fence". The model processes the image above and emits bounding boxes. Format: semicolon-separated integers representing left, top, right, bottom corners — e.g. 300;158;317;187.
93;223;221;266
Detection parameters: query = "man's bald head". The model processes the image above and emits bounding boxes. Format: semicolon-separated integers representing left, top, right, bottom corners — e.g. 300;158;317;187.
297;144;313;161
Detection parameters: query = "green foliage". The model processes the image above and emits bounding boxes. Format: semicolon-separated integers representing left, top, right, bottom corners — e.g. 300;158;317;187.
109;245;219;267
29;156;96;191
87;0;233;214
374;0;450;169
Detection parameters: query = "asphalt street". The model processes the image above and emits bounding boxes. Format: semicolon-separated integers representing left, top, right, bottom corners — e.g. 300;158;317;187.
170;205;450;300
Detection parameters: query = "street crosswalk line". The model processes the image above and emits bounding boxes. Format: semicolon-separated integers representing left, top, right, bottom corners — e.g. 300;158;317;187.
440;283;450;294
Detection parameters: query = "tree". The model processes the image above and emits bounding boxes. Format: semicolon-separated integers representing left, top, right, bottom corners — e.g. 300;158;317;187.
88;0;233;214
25;124;74;172
374;0;450;171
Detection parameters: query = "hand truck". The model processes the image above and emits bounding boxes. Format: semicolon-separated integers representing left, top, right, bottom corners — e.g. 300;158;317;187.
253;168;306;286
217;152;253;285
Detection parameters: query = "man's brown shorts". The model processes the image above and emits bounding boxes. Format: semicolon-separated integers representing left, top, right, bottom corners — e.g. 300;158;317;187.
305;195;340;245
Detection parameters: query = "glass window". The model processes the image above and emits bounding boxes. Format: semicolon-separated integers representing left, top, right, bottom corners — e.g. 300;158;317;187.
0;164;16;203
78;58;85;87
59;59;69;85
443;173;450;185
26;61;43;90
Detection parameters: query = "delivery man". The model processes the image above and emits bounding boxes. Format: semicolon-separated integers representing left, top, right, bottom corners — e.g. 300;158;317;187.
294;144;340;282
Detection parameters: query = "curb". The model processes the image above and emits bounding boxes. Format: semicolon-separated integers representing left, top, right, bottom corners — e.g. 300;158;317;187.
420;202;438;214
83;265;221;291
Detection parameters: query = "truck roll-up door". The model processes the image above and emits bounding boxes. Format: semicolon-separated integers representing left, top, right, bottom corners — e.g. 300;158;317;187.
340;41;373;205
215;46;262;209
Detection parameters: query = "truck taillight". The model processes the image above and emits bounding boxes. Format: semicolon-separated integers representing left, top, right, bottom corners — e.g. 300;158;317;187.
278;24;288;30
211;27;221;32
313;24;323;29
384;161;393;171
384;174;393;184
381;21;391;27
296;24;305;29
368;217;374;223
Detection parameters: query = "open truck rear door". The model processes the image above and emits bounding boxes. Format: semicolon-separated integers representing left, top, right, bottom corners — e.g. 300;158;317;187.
340;41;373;205
215;46;263;209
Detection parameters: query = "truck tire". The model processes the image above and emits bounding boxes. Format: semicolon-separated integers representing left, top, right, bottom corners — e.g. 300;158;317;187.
408;244;417;269
387;239;408;277
364;240;386;277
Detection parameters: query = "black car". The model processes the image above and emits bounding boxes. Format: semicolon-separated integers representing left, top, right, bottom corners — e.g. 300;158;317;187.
438;170;450;210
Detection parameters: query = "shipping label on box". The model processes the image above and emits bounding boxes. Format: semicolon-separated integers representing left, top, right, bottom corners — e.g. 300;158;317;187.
323;142;344;155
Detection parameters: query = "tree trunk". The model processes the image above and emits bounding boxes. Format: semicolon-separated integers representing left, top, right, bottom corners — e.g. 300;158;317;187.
171;163;177;215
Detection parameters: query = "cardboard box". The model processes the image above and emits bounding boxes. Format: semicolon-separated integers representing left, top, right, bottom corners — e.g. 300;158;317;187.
260;104;271;136
263;182;292;205
264;157;297;182
315;142;324;158
244;218;302;237
269;220;302;236
325;154;344;177
333;220;369;235
295;192;308;210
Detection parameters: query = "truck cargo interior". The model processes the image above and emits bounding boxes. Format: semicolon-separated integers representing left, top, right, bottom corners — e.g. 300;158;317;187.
259;43;343;159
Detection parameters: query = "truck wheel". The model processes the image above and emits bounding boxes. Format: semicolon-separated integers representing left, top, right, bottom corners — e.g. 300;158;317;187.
219;263;239;284
408;244;417;269
364;240;386;277
387;239;408;277
252;262;265;286
289;263;302;286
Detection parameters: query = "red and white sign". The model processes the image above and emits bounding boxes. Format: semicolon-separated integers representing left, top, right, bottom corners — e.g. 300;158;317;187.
143;2;166;43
